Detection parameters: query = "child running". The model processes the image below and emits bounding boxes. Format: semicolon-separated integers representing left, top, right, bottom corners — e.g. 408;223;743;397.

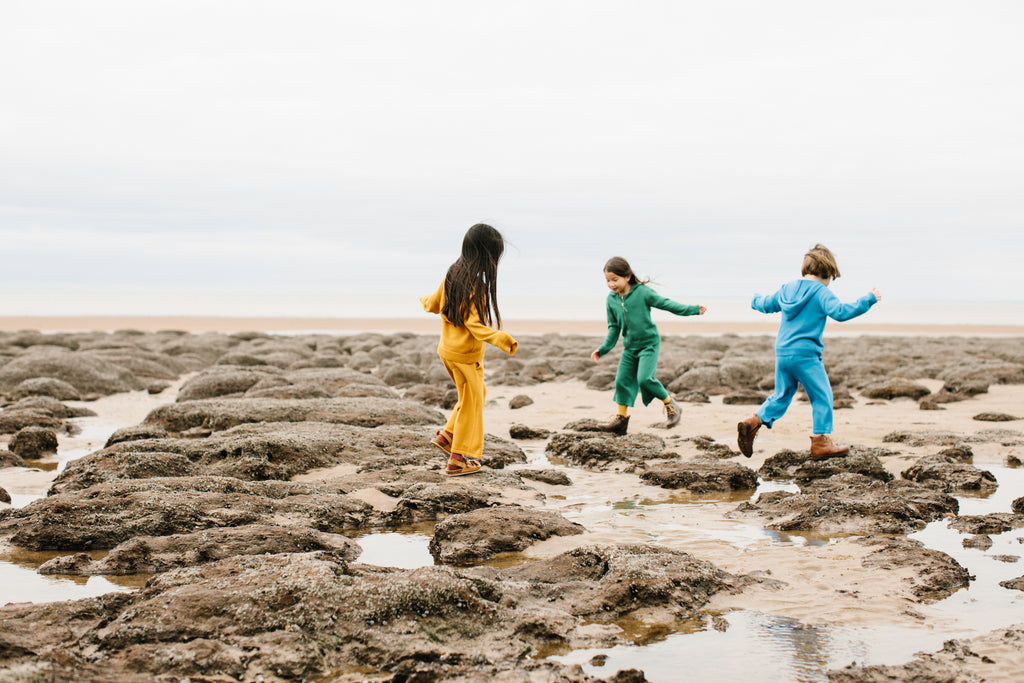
737;244;881;459
421;224;518;476
591;256;706;435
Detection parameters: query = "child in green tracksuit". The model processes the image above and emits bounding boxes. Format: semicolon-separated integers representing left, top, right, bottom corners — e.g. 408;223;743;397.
591;256;706;434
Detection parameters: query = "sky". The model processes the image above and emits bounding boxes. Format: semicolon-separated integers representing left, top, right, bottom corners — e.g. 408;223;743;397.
1;1;1022;317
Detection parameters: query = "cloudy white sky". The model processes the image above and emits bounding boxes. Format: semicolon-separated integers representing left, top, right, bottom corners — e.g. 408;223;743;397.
2;1;1022;317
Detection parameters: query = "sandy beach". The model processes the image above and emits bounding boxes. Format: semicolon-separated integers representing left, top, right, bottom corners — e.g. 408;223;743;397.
0;326;1022;682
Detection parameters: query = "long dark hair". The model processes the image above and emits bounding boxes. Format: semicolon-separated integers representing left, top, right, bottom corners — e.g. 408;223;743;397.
442;224;505;328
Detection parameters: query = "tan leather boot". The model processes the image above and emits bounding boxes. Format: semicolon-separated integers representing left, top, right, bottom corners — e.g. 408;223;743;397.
809;435;849;459
736;414;761;458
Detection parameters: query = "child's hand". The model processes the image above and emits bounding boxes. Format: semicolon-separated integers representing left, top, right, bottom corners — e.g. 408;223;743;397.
591;350;601;362
698;305;707;315
871;288;882;302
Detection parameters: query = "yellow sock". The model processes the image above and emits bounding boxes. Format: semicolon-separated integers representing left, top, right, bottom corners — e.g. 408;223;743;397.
662;396;672;404
617;404;629;417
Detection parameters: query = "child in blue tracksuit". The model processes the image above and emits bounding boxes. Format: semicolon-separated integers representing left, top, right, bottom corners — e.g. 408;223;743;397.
737;244;881;459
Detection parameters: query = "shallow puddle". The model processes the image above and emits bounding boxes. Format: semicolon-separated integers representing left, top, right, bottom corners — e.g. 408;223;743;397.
345;522;436;569
552;609;962;682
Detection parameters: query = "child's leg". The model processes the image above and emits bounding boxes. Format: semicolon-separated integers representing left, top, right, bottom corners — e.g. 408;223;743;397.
757;356;801;427
612;348;642;410
635;343;668;406
445;359;486;459
441;360;461;437
795;356;834;434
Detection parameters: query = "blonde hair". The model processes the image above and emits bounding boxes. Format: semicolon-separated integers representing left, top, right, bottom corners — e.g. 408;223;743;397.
801;244;841;280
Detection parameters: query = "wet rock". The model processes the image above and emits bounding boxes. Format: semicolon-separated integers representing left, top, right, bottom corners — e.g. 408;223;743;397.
1001;576;1024;591
936;444;973;462
919;398;944;410
856;536;972;599
7;396;96;418
721;390;768;405
680;391;710;403
639;461;758;493
861;379;931;400
546;432;670;471
3;477;375;550
973;412;1020;422
380;363;426;388
938;359;1024;385
474;543;751;622
38;524;361;575
992;554;1019;563
0;405;72;435
177;367;280;401
50;451;200;494
883;430;961;447
0;485;10;503
403;383;448;407
948;513;1024;535
963;535;993;550
586;370;617;391
509;394;534;409
509;423;552;440
517;469;573;486
0;451;26;468
732;474;958;534
1014;497;1024;514
244;381;333;399
901;455;998;493
0;351;144;396
1010;455;1023;467
758;447;894;485
8;426;58;458
9;377;82;401
387;482;504;524
429;506;586;565
104;424;171;447
145;380;172;394
144;397;445;433
688;435;740;459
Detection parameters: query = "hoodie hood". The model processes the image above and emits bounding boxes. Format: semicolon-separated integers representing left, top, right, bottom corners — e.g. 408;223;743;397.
778;280;824;320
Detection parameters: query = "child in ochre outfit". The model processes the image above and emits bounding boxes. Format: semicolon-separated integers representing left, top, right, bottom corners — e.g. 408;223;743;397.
421;224;518;476
591;257;706;434
737;244;881;459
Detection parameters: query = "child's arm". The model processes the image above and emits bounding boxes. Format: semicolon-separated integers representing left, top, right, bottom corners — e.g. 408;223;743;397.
751;291;782;314
593;300;621;359
647;289;702;317
821;288;879;322
463;305;518;355
420;283;443;315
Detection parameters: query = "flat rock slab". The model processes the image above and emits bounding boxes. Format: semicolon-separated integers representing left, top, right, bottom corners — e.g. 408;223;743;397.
0;545;748;681
38;524;361;575
973;412;1020;422
948;513;1024;535
143;397;446;432
901;455;998;493
2;477;375;550
731;473;958;534
758;446;895;485
855;535;972;599
639;460;758;493
546;432;669;470
429;506;586;565
861;379;932;400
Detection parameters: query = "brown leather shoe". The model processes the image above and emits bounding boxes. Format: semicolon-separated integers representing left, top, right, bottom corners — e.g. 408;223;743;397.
595;415;629;436
664;397;681;429
736;415;762;458
809;435;849;459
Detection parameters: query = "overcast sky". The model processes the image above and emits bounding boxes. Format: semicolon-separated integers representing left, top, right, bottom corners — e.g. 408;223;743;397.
2;1;1022;314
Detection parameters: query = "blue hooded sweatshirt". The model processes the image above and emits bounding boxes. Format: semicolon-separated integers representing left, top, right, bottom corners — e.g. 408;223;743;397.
752;279;878;356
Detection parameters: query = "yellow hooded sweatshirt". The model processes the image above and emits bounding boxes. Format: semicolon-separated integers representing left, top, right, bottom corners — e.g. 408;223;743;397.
420;281;517;363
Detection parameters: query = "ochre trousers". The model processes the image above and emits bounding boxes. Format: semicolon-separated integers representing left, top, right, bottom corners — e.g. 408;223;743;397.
441;358;486;459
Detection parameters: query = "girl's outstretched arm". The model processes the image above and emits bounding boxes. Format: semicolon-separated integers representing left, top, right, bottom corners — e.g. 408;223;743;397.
420;283;443;314
751;291;782;314
463;305;518;355
647;288;701;317
821;288;879;322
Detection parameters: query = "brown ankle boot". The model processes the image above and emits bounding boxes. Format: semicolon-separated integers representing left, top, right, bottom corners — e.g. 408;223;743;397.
595;415;629;436
736;415;762;458
809;435;849;459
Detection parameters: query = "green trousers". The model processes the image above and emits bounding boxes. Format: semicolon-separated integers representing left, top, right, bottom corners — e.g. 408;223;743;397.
613;342;668;407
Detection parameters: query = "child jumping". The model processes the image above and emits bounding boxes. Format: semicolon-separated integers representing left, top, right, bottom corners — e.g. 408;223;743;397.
421;224;518;476
737;244;881;459
591;256;706;435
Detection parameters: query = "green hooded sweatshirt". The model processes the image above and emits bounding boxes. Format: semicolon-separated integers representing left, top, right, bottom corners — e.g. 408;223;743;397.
596;283;700;355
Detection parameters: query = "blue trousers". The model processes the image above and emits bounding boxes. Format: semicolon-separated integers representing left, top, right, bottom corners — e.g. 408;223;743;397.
613;342;669;407
756;353;833;434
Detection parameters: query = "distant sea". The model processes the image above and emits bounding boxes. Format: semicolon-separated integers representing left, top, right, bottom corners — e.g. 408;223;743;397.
2;291;1022;327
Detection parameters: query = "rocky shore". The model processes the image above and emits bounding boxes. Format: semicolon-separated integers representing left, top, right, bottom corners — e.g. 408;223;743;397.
1;329;1023;682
